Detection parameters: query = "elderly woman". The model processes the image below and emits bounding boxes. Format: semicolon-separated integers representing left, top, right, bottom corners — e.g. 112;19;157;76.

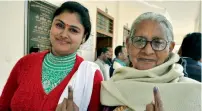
101;12;201;111
0;1;103;111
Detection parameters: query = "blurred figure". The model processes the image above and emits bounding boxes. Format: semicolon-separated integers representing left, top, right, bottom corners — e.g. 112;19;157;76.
95;47;110;80
106;47;113;66
109;45;128;77
178;32;201;82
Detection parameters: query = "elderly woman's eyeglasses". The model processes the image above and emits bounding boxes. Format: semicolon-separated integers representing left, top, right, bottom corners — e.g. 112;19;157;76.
131;36;169;51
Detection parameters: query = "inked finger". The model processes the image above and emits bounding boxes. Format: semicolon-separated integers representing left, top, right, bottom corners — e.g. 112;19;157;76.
153;87;163;111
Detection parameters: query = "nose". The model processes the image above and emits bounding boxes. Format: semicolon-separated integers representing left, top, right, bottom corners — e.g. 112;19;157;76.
141;42;155;55
60;28;69;39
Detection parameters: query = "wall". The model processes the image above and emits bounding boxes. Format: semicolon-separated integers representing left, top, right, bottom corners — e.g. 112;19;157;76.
0;1;25;94
194;5;201;32
117;1;167;46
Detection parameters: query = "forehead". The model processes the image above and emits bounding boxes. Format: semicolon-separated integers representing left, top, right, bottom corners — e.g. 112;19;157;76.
134;20;166;40
54;11;84;29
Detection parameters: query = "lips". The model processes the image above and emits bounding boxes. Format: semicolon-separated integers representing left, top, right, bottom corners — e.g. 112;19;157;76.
55;38;70;44
137;58;156;62
58;40;67;44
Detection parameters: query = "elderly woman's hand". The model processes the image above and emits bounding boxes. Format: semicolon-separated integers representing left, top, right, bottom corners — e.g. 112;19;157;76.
56;86;79;111
146;87;164;111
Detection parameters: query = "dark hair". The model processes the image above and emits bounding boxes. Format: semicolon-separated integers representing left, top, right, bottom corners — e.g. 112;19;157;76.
181;32;201;61
52;1;91;42
115;45;124;57
97;47;109;57
29;47;39;53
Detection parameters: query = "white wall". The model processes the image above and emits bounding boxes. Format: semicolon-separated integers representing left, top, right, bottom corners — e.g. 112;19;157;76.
194;5;201;32
0;1;25;94
117;1;167;46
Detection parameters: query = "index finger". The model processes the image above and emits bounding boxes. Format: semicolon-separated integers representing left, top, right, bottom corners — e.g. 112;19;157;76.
66;86;74;110
68;86;73;100
153;87;163;111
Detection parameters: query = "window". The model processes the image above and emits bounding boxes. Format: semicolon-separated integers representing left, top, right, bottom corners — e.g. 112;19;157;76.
96;8;114;37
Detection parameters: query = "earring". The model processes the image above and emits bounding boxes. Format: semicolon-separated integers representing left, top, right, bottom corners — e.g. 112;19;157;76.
82;38;85;43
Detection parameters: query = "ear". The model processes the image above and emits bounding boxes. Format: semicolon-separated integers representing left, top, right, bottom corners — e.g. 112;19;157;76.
118;53;122;57
126;37;130;53
169;41;175;52
82;38;85;44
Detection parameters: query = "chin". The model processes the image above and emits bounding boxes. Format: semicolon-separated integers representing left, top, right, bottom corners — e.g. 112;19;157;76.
52;48;70;55
55;47;68;52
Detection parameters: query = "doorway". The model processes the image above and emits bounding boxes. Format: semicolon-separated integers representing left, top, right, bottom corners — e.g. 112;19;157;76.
95;32;113;59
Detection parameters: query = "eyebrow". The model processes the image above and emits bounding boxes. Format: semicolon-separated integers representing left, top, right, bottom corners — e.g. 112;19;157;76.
134;35;147;39
152;36;164;39
55;19;81;30
137;36;146;38
135;35;163;40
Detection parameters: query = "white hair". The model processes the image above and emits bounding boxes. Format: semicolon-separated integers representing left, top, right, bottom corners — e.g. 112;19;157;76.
129;12;174;41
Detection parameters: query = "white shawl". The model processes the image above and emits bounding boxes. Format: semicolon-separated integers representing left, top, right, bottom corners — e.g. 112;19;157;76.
101;53;201;111
58;61;102;111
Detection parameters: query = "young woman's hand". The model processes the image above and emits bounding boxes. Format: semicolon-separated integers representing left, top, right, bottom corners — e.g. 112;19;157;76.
56;86;79;111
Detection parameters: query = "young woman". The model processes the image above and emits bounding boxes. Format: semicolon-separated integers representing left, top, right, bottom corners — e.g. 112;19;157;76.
0;1;103;111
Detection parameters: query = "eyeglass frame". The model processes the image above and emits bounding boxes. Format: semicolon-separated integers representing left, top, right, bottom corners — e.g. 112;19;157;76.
130;36;171;51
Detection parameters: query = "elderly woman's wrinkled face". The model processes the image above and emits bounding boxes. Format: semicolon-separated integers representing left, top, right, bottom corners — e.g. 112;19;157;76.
50;11;85;56
127;20;174;70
